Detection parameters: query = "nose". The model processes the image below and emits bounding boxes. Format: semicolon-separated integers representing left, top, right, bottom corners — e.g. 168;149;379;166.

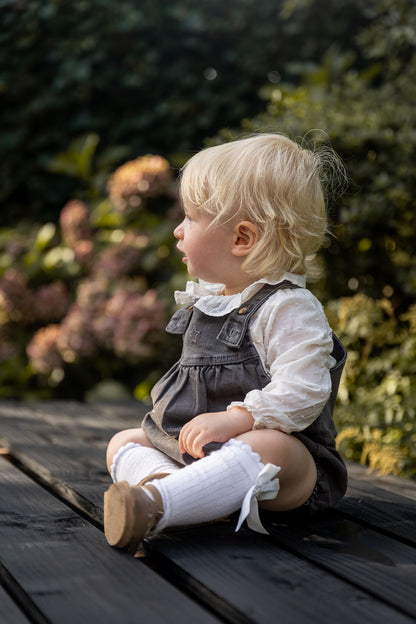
174;219;184;240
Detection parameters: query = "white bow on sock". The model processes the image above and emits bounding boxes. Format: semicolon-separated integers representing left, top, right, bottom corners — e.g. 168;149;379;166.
235;463;280;534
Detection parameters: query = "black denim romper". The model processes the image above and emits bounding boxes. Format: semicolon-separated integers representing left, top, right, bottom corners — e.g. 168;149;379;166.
142;281;348;511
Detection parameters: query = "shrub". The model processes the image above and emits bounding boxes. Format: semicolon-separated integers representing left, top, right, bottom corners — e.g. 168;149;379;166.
213;0;416;309
211;0;416;478
0;0;369;223
0;153;184;401
327;295;416;478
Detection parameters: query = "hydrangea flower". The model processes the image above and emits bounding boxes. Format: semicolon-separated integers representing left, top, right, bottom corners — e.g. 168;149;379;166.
0;269;35;324
93;231;148;279
34;281;70;322
26;325;63;374
60;200;93;247
107;155;172;213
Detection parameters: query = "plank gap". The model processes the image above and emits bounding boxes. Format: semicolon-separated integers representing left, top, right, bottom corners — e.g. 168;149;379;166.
0;454;240;623
334;506;416;549
0;559;51;624
266;526;416;621
1;452;103;531
143;547;252;624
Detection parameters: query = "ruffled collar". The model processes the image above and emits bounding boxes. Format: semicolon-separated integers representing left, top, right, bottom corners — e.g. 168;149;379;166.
174;273;306;317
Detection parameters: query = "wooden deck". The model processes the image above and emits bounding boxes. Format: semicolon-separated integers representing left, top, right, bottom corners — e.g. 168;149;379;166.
0;400;415;624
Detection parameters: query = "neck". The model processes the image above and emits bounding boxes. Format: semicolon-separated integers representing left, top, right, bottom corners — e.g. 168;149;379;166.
223;276;259;296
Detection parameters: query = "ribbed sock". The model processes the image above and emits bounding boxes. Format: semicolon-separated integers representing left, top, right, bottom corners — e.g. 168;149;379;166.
110;442;181;485
151;439;268;532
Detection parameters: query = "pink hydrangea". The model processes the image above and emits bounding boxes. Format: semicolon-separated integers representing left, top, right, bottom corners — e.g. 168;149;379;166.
60;200;93;247
73;239;95;267
114;290;165;359
76;276;109;310
0;269;35;324
107;155;172;213
34;281;70;323
57;303;97;362
26;325;63;374
93;286;165;359
93;231;148;279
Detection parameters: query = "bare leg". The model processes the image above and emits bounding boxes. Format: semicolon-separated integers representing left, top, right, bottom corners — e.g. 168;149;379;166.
106;428;156;473
235;429;317;511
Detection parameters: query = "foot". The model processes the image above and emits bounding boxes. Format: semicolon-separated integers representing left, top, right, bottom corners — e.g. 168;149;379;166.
104;481;163;550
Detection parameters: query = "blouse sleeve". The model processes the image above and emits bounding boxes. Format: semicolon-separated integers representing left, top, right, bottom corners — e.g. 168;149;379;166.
229;288;335;433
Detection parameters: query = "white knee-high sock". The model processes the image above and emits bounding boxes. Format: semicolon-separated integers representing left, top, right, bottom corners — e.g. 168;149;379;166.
111;442;181;485
150;439;280;534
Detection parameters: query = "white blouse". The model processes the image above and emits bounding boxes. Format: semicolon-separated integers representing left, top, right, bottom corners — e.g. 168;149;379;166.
174;273;335;434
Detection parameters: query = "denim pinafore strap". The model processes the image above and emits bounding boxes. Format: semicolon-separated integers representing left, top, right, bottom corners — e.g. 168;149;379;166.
142;281;348;508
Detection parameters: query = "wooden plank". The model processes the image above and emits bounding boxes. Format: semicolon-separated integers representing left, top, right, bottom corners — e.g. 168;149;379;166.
339;482;416;545
0;399;121;455
346;460;416;501
12;400;146;451
145;523;414;624
0;401;145;525
0;458;218;624
5;401;416;543
2;402;416;621
6;401;416;544
0;404;109;521
0;583;30;624
264;511;416;619
2;401;415;553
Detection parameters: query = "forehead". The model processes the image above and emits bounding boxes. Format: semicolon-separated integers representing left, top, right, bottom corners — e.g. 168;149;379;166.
179;161;213;204
180;198;198;214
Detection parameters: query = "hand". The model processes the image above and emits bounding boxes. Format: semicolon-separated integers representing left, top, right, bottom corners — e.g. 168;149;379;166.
179;406;254;459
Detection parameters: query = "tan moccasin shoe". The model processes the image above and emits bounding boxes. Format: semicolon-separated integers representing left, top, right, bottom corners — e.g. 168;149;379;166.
104;481;164;551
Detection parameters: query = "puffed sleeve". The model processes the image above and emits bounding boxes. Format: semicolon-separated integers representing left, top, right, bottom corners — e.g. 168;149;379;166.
229;288;335;433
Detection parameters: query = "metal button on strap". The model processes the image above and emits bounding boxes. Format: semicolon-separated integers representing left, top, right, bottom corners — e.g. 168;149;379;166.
238;306;247;314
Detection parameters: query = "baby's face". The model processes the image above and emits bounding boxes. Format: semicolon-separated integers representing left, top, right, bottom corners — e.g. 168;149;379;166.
173;204;237;287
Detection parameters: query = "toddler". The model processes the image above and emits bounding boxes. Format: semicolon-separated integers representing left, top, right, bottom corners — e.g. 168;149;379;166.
104;133;348;551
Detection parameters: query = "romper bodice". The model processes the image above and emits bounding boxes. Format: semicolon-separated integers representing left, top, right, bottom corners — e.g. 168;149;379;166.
142;281;347;473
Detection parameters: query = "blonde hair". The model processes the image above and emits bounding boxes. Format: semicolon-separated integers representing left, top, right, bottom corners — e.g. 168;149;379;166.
179;133;346;280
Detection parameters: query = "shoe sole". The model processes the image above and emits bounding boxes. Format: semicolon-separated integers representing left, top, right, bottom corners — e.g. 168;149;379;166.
104;482;135;548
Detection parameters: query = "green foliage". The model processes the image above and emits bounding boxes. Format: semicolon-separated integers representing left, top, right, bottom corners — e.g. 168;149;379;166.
0;147;185;400
212;0;416;478
0;0;368;223
1;0;415;479
327;295;416;478
215;0;416;309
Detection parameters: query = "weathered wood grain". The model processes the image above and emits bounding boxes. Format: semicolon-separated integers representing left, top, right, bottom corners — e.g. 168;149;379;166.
1;400;415;624
0;583;30;624
0;458;218;624
265;511;416;619
146;523;415;624
346;461;416;501
340;482;416;545
0;402;108;521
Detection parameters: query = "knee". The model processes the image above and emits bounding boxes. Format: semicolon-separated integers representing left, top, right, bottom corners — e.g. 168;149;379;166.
236;429;317;511
235;428;293;465
106;428;152;473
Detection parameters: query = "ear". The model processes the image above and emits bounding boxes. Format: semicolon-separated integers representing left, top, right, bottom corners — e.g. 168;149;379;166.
231;221;258;257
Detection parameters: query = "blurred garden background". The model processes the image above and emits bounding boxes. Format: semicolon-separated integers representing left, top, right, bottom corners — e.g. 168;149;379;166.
0;0;415;478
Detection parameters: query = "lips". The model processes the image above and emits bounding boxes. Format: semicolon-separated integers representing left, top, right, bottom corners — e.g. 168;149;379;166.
176;244;187;262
